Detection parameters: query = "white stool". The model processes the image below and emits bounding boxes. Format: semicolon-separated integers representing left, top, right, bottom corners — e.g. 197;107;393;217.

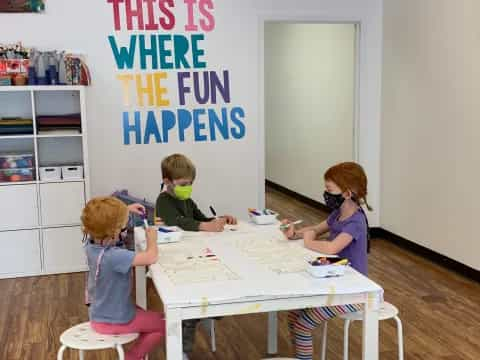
57;322;139;360
320;302;404;360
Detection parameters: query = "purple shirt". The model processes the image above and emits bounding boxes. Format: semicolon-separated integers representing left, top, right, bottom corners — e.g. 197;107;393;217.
327;209;368;275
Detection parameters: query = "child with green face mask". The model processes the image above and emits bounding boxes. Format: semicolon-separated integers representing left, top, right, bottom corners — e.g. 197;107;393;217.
154;153;237;359
155;153;237;232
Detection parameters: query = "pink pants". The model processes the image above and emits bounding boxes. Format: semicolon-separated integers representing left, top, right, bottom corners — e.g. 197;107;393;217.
91;308;165;360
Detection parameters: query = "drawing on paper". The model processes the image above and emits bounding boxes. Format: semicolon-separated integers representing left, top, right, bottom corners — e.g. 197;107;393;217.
156;241;240;285
231;233;324;274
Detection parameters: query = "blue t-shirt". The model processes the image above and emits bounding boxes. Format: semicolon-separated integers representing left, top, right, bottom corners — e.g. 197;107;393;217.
327;209;368;275
85;243;136;323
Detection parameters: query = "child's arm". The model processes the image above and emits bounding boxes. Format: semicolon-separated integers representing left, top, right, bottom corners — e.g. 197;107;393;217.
132;227;158;266
191;201;228;232
199;217;226;232
304;231;353;255
301;221;329;236
192;202;213;222
127;203;145;215
282;220;329;240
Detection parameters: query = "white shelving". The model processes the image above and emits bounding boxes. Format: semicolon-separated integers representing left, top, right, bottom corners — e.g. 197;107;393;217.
37;134;83;138
0;86;90;279
0;135;35;140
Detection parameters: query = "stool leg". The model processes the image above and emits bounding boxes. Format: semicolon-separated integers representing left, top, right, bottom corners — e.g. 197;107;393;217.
56;345;67;360
116;344;125;360
343;320;351;360
320;321;328;360
211;319;217;352
394;316;404;360
79;349;85;360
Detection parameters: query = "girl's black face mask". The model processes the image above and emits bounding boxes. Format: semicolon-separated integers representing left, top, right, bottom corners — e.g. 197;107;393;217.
323;191;345;210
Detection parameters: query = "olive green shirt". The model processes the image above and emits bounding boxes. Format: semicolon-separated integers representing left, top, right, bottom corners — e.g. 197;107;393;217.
155;192;213;231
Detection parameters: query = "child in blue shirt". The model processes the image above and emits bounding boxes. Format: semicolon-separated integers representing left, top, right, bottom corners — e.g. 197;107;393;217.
82;196;164;360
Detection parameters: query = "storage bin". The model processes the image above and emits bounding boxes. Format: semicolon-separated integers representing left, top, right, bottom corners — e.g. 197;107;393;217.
306;258;348;278
250;213;278;225
39;166;61;181
248;209;279;225
157;226;183;244
61;165;83;180
0;154;33;169
0;168;34;183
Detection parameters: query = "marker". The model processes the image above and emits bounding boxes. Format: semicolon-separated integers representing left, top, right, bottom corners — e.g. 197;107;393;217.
209;206;217;218
279;220;303;230
140;210;149;229
158;227;174;233
248;208;261;216
332;259;349;266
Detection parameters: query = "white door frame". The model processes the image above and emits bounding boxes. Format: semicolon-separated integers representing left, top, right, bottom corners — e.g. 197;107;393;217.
258;15;361;208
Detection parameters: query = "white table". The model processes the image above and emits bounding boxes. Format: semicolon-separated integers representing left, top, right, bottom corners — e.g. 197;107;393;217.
135;223;383;360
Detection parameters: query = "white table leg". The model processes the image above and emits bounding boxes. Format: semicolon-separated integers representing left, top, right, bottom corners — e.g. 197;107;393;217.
166;308;183;360
362;296;379;360
267;311;278;354
200;318;216;352
135;265;147;309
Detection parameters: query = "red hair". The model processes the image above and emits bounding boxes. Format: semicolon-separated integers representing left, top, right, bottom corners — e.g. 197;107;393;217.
81;196;128;241
324;162;372;210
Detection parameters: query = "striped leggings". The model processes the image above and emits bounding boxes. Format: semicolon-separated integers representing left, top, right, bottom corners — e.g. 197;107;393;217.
288;304;363;360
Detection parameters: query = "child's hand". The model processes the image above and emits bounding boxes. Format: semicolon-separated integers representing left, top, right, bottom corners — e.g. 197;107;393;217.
154;217;164;226
200;218;226;232
221;215;237;225
280;219;296;239
132;226;159;266
146;226;158;243
128;203;145;215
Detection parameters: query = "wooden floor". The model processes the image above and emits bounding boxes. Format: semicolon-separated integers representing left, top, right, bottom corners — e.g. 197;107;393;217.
1;186;479;359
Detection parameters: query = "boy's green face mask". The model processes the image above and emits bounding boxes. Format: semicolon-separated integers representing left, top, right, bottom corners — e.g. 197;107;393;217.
174;185;193;200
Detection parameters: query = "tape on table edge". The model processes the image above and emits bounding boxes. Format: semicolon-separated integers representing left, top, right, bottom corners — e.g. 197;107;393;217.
326;285;336;306
237;303;262;315
201;296;209;315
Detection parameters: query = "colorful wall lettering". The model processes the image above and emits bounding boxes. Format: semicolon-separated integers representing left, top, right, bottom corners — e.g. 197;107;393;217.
106;0;246;145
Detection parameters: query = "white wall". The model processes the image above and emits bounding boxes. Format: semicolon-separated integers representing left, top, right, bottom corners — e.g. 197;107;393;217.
258;1;383;226
0;0;382;224
265;23;356;204
382;0;480;270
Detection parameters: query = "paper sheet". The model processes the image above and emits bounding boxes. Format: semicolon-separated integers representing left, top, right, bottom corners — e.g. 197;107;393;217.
228;232;328;274
156;240;240;285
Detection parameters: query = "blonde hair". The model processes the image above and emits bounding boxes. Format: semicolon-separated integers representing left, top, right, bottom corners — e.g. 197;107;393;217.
81;196;128;242
161;153;196;181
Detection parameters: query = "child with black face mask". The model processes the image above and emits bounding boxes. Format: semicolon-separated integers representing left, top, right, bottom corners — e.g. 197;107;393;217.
280;162;372;360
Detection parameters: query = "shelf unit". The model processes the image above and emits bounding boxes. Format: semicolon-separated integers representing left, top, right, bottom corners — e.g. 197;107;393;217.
0;86;90;279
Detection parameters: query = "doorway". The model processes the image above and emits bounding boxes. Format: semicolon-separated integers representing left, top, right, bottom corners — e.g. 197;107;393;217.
264;22;359;204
